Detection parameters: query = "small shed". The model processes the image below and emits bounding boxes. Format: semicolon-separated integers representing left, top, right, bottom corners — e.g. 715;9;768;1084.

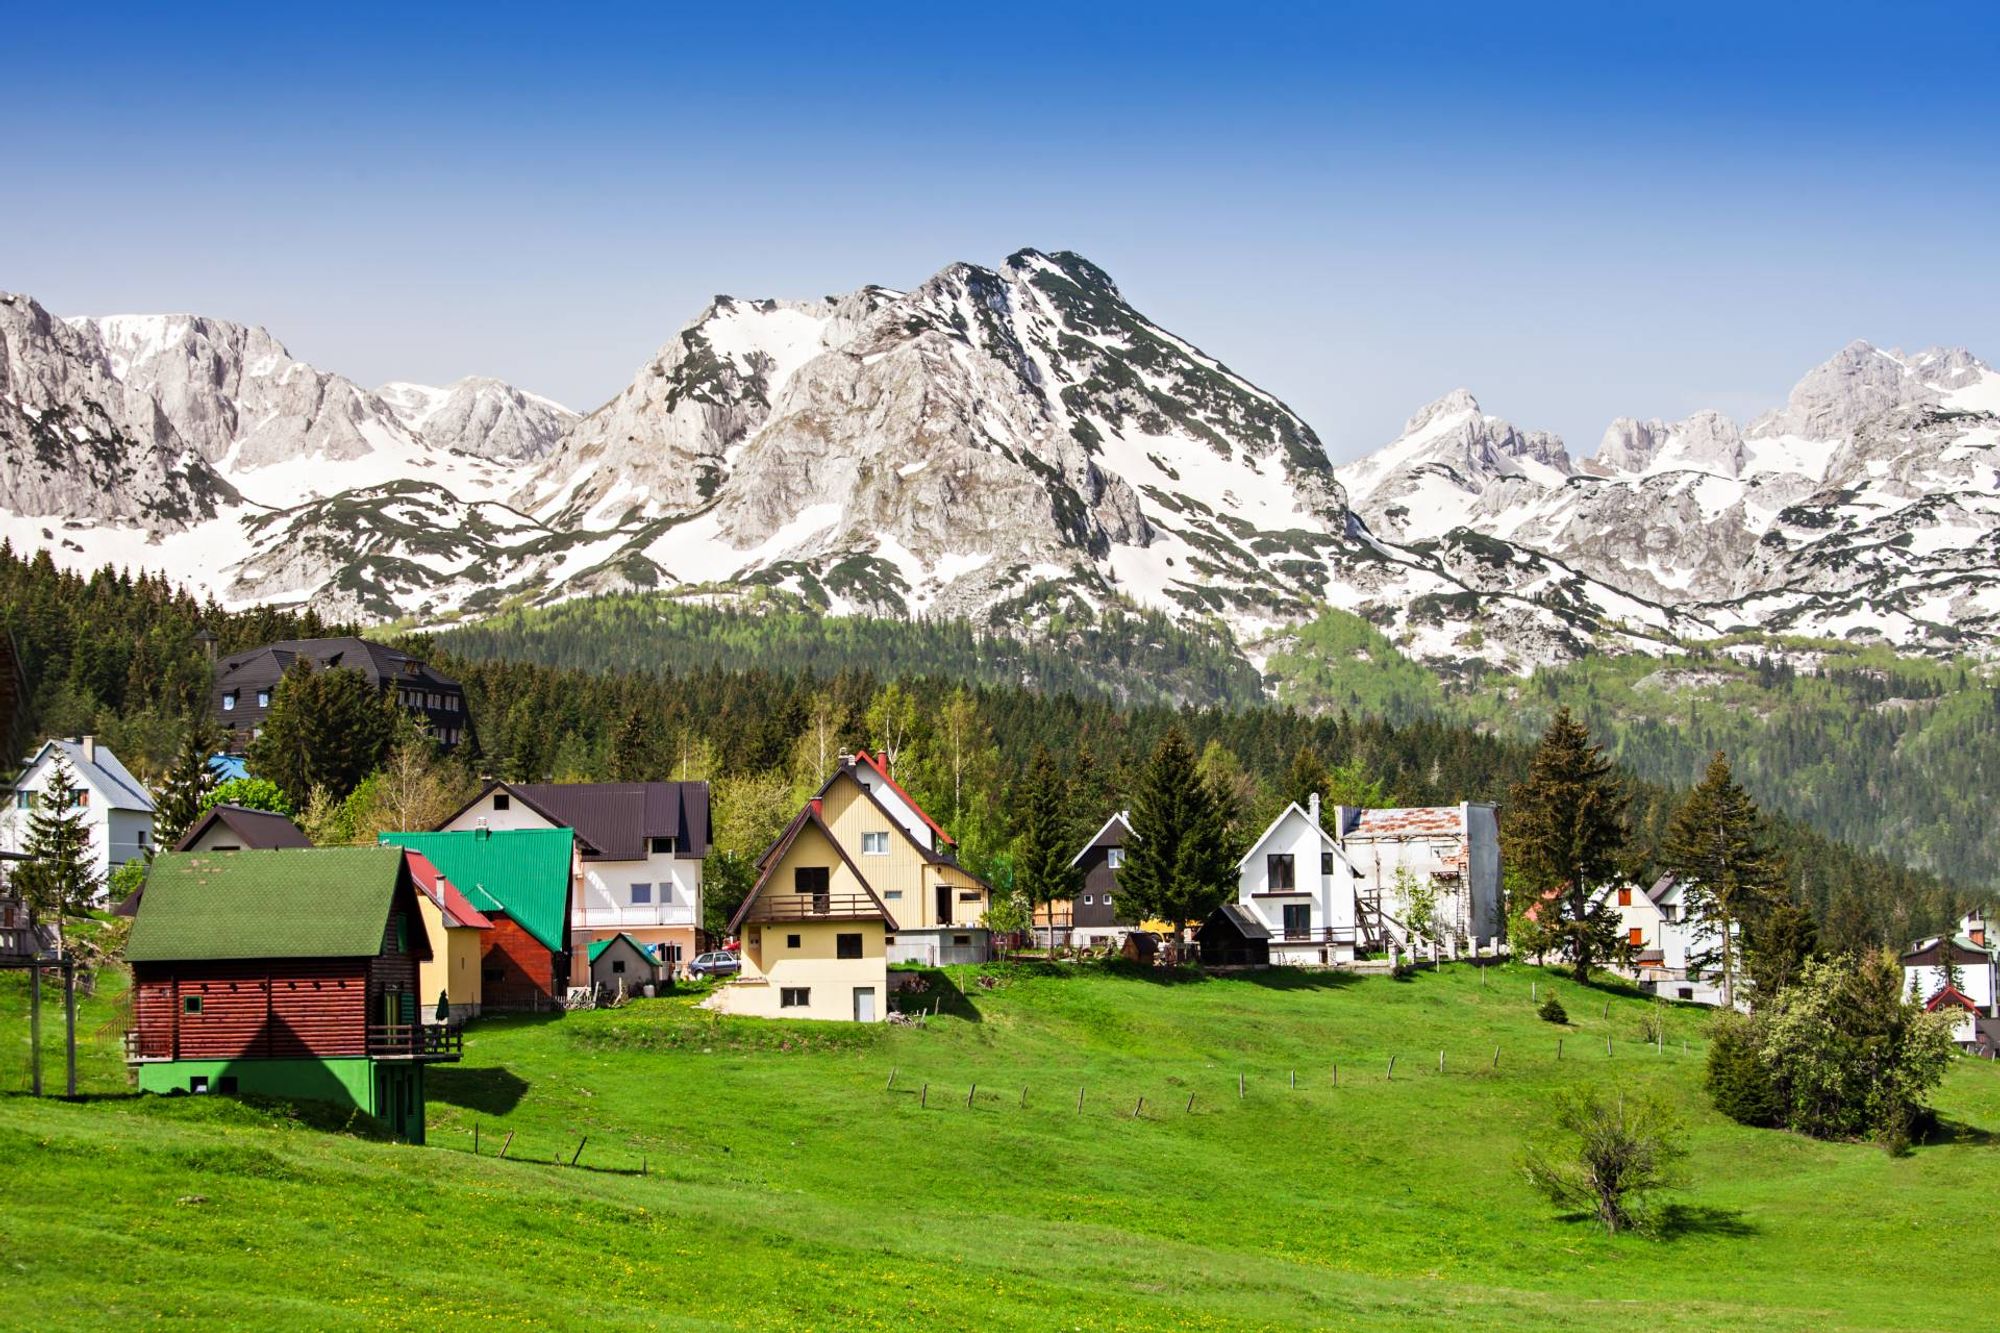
1197;904;1271;968
1121;930;1160;966
588;932;660;993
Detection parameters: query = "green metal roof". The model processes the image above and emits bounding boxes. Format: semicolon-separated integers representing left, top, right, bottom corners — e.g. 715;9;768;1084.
379;827;573;954
587;932;654;964
127;846;406;963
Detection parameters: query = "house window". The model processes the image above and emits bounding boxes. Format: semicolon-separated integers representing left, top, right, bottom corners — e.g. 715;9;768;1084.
1283;904;1311;939
1617;888;1633;907
1267;853;1296;891
958;891;980;902
796;866;830;907
612;959;627;974
861;831;889;855
837;933;863;959
1321;851;1333;875
1629;927;1644;947
394;917;408;952
952;934;970;946
650;836;677;855
493;793;511;811
137;829;150;847
73;789;89;807
787;934;801;948
222;691;237;711
630;883;653;905
780;987;811;1008
884;890;902;900
1103;894;1113;911
1082;894;1094;906
13;791;28;810
218;1076;238;1094
183;995;203;1015
190;1075;210;1093
1106;847;1123;869
256;690;270;708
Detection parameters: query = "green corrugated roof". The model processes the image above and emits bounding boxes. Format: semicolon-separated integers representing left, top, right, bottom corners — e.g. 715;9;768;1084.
379;827;573;954
127;846;404;963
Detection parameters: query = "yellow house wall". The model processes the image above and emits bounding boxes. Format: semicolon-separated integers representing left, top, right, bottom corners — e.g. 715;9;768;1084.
820;778;988;928
414;895;484;1019
708;820;889;1022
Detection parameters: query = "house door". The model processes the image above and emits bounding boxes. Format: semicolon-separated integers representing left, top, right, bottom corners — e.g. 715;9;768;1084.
936;883;952;925
853;987;876;1022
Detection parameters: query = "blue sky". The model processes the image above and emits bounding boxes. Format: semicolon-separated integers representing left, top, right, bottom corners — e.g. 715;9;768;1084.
3;1;1995;460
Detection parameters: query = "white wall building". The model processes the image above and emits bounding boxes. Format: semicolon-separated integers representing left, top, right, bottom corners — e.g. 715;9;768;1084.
1594;876;1728;1005
1331;802;1502;952
1234;796;1360;966
1;737;155;897
1901;911;1999;1053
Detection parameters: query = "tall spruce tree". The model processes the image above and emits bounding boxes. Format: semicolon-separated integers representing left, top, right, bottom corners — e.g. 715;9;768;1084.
1280;744;1328;825
246;660;400;808
1660;751;1786;1009
609;705;655;782
153;718;221;848
1012;745;1080;949
1120;726;1235;953
1506;707;1629;982
12;753;101;920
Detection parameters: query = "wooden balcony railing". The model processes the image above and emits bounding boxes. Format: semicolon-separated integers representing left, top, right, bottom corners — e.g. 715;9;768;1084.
1272;926;1360;946
367;1022;464;1061
745;894;884;922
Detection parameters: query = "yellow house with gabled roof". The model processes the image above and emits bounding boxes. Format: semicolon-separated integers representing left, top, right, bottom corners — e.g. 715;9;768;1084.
707;796;896;1023
817;751;992;965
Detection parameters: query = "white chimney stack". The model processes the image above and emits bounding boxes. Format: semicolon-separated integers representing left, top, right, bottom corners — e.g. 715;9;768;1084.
1308;792;1321;824
81;735;96;765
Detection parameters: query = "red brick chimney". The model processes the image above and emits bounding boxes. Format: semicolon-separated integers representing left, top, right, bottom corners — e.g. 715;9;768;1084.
809;797;823;818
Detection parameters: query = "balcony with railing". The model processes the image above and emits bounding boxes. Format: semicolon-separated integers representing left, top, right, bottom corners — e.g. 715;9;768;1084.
744;894;885;923
367;1022;463;1061
1269;925;1360;947
574;903;697;930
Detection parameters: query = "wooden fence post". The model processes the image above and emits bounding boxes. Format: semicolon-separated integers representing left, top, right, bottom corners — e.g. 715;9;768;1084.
1556;1038;1563;1061
1290;1069;1296;1090
473;1123;479;1155
1491;1046;1500;1069
571;1137;588;1167
1186;1091;1196;1113
921;1083;928;1107
1133;1096;1144;1119
1077;1086;1084;1113
499;1131;514;1159
1020;1085;1027;1108
1438;1049;1445;1075
1238;1073;1245;1099
886;1067;897;1090
967;1083;976;1109
1386;1055;1396;1081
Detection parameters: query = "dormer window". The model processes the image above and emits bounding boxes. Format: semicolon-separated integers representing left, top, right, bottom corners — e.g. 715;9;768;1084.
650;836;677;855
222;691;237;711
256;690;271;708
1106;847;1123;869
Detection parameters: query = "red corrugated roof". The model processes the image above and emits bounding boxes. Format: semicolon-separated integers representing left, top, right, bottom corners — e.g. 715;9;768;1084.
402;850;494;931
854;749;955;846
1348;807;1463;838
1925;984;1980;1014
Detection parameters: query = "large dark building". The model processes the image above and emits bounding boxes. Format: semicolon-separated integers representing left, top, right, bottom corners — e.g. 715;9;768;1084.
210;637;472;749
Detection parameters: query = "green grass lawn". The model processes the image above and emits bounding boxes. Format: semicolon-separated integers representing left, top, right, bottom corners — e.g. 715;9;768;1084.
3;961;1995;1329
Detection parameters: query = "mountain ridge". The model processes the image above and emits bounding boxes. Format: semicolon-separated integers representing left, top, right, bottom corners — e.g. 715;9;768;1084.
4;258;1997;675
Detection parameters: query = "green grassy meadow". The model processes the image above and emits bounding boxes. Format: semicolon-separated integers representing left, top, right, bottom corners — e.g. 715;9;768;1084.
3;962;1995;1330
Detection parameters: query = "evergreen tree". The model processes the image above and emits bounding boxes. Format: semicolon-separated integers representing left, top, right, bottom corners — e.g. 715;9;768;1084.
153;718;221;848
246;661;400;808
1748;896;1818;1001
609;705;655;782
1506;707;1629;982
1120;726;1235;953
1012;745;1080;949
11;753;101;919
1660;751;1787;1009
1280;744;1328;821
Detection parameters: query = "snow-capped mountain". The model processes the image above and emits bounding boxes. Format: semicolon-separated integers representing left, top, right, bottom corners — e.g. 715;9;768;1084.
1333;340;2000;646
4;258;1998;674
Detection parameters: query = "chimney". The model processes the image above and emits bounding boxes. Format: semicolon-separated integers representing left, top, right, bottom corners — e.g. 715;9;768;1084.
81;735;96;766
810;797;824;818
1308;792;1321;825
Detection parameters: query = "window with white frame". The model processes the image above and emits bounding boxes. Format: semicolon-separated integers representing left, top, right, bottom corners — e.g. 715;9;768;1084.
222;691;237;711
780;987;811;1008
1106;847;1124;869
629;883;652;905
861;831;889;855
256;690;270;708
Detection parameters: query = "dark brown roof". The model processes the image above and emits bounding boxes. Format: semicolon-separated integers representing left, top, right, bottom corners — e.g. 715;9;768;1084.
175;804;313;853
216;637;460;692
1901;937;1992;967
1199;903;1271;941
444;780;710;860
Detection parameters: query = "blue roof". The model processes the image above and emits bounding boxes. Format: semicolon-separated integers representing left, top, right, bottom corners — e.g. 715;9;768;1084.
209;754;249;782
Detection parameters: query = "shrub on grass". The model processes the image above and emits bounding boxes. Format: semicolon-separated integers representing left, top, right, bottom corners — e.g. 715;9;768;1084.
1523;1088;1689;1235
1705;1012;1783;1128
1538;994;1569;1024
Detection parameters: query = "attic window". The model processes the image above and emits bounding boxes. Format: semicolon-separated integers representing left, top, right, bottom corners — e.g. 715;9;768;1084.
222;691;237;711
861;832;889;856
1321;851;1333;875
493;793;511;811
1106;848;1124;869
256;690;270;708
1617;888;1633;907
650;836;677;855
183;995;203;1015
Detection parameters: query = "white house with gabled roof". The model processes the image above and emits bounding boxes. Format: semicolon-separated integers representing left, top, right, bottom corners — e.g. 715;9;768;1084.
1234;795;1361;966
1;736;156;896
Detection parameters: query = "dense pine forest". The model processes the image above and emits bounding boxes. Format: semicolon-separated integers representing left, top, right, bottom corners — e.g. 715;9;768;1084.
0;547;1974;948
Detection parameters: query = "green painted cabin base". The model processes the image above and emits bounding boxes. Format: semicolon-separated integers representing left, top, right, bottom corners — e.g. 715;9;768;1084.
136;1058;429;1143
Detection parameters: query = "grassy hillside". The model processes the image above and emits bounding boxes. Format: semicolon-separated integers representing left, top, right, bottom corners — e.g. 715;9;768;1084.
5;963;1996;1329
1272;610;2000;893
